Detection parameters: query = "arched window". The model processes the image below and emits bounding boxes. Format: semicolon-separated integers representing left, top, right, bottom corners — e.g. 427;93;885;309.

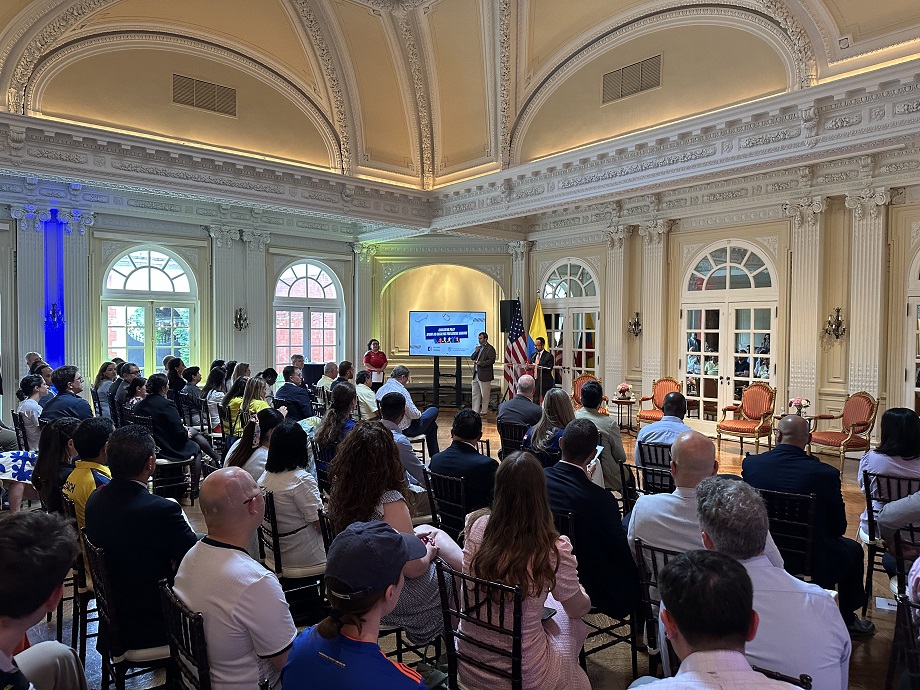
273;261;343;368
103;248;197;374
542;261;597;299
687;245;772;292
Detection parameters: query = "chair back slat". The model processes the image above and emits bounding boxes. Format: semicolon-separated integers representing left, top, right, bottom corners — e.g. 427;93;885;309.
551;511;574;543
108;389;121;427
758;489;816;579
424;469;467;541
90;388;103;417
317;507;337;553
651;377;681;410
258;491;284;575
310;438;334;497
435;559;523;689
10;410;28;451
636;443;675;493
81;530;123;656
863;471;920;542
841;392;877;435
159;580;212;690
496;421;529;458
892;526;920;598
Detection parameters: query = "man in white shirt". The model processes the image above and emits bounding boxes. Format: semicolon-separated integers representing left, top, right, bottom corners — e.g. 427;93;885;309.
173;468;297;690
697;476;851;689
628;551;793;689
375;365;440;456
636;392;692;448
354;371;380;419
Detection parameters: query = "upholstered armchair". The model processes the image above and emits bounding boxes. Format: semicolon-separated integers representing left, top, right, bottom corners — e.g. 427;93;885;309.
808;392;878;472
570;374;607;413
716;382;776;454
636;377;681;429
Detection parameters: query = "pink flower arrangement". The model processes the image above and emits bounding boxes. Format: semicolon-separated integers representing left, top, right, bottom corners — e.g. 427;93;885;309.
617;382;633;395
788;397;811;409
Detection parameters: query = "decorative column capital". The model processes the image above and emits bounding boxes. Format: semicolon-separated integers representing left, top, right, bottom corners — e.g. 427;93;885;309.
507;240;534;261
207;224;240;248
10;204;50;232
845;187;890;221
8;126;25;158
350;242;378;263
783;195;826;230
59;209;94;235
604;224;633;250
240;229;270;252
638;219;676;245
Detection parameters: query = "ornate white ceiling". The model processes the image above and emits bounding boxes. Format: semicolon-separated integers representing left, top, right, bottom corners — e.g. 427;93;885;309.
1;0;918;193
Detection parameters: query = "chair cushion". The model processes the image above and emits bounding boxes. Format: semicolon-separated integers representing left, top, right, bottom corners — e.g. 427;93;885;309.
637;409;663;423
717;419;770;435
810;431;870;449
116;645;170;664
281;562;326;580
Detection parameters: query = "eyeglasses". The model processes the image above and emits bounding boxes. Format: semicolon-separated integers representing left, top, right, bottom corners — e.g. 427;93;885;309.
243;487;267;506
153;445;161;455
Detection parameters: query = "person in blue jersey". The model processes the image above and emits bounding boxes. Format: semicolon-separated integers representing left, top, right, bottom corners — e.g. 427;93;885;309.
282;521;428;689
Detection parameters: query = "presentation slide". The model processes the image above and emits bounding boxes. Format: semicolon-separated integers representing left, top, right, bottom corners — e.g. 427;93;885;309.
409;311;487;357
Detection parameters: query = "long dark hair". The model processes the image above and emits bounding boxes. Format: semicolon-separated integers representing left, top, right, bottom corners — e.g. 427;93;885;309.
315;383;357;446
166;358;185;392
17;374;43;402
227;408;285;469
201;367;227;397
32;417;81;514
876;408;920;458
264;421;310;473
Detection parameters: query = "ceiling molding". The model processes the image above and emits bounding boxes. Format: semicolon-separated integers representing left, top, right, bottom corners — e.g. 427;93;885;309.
390;9;431;188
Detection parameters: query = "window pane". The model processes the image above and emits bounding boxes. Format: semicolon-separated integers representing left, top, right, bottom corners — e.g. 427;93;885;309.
276;311;290;328
324;330;335;345
753;309;771;330
291;331;303;346
311;312;323;328
174;275;190;293
729;266;751;289
753;269;772;288
744;252;765;271
277;330;290;346
311;331;324;346
688;274;704;291
694;257;713;274
106;271;126;290
735;309;752;330
108;306;126;326
150;269;172;292
706;268;726;290
290;279;307;298
686;309;702;330
291;312;304;328
730;246;748;265
710;248;727;266
307;279;324;299
125;268;150;291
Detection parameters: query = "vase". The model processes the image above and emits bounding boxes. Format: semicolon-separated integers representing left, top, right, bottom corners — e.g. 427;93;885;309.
795;405;803;416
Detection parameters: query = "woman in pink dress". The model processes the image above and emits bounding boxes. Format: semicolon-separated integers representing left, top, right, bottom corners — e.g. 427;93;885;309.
460;451;591;690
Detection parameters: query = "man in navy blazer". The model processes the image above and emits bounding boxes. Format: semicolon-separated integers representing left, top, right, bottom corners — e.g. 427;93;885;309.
742;414;874;637
39;366;93;422
274;365;314;421
84;424;198;652
544;418;639;619
429;409;498;513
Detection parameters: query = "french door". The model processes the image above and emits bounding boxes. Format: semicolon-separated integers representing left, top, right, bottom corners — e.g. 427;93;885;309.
274;307;340;369
544;308;600;391
909;300;920;415
105;301;195;375
681;303;773;424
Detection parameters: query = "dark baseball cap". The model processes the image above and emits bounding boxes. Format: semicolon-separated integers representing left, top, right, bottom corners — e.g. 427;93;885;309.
325;521;426;600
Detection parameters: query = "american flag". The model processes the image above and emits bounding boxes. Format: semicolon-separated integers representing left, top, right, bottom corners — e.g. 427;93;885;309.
503;299;529;397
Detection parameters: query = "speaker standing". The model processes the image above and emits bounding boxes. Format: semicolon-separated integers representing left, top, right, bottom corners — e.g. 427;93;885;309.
471;332;496;415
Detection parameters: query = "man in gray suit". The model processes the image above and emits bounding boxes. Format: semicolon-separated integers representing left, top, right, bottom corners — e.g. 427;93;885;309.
470;331;496;416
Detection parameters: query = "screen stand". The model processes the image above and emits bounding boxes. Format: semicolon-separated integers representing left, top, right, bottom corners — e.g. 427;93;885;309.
431;356;463;408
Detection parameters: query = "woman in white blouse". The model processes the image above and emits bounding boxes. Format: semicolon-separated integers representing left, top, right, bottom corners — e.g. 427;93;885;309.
16;374;46;451
200;366;228;432
226;408;285;483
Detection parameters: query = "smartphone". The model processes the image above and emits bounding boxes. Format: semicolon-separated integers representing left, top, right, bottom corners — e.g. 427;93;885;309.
541;606;556;621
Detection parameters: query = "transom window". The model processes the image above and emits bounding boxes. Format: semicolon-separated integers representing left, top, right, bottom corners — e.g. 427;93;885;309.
687;245;771;292
273;261;343;368
105;249;192;294
275;262;338;299
542;261;597;299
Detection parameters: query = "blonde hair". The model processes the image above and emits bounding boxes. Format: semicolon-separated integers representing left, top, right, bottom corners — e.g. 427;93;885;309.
238;376;268;427
530;388;575;453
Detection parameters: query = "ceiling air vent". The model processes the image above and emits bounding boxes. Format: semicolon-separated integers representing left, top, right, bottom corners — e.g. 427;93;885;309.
172;74;237;117
602;55;661;105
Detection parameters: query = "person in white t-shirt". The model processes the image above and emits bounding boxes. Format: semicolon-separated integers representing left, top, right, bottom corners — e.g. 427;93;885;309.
173;468;297;690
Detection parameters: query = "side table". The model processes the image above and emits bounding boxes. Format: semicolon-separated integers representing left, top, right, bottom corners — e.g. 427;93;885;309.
611;398;636;435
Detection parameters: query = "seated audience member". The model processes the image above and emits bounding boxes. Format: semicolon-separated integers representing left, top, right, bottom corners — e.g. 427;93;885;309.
316;362;338;391
878;490;920;544
376;366;440;456
0;511;88;690
291;354;305;371
33;362;56;407
330;421;463;645
173;468;298;690
40;366;93;422
282;521;426;689
545;419;639;619
16;374;46;450
182;366;203;400
314;382;358;448
379;392;427;487
574;380;626;491
330;361;354;391
24;351;43;370
230;362;251;387
628;430;783;570
354;371;379;419
161;354;174;374
201;366;228;431
84;424;198;651
227;408;285;483
226;376;269;435
259;367;279;403
166;357;187;395
31;417;81;514
275;366;314;421
858;407;920;534
209;359;226;374
257;421;326;573
223;360;237;383
123;376;147;411
108;361;127;402
628;551;792;689
522;388;575;468
697;476;850;688
462;451;591;690
429;409;498;512
496;374;543;427
62;417;114;529
113;362;140;409
635;391;692;447
93;361;117;417
743;415;873;636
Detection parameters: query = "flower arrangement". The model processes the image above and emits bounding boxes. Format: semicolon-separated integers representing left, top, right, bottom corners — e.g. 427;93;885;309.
788;397;811;416
617;382;633;399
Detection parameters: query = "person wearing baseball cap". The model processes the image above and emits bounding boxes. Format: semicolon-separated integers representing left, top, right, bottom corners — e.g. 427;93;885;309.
282;521;428;689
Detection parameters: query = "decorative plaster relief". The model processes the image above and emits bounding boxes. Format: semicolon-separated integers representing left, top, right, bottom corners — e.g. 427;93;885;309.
682;243;703;263
240;229;270;251
845;187;890;221
10;204;49;232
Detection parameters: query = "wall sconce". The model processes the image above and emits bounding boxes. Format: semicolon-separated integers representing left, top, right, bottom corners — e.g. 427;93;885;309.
626;312;642;337
823;307;846;340
45;302;64;328
233;308;249;332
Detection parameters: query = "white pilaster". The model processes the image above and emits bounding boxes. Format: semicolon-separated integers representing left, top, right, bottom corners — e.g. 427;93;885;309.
61;210;93;380
604;225;632;387
351;242;377;360
239;229;270;365
507;240;533;317
783;196;826;404
638;219;675;397
844;187;889;397
11;205;49;375
208;225;239;362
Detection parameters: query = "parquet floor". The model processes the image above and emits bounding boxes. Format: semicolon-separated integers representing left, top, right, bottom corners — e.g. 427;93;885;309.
25;408;894;688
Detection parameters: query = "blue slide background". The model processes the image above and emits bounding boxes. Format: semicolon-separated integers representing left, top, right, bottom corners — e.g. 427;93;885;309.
408;311;486;357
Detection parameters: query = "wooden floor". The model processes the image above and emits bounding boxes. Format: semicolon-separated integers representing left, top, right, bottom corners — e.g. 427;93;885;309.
26;407;895;688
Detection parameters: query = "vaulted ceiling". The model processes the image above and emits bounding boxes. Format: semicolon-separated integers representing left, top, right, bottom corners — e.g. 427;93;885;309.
1;0;918;190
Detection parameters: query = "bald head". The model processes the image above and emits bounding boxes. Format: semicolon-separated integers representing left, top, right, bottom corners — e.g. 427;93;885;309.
671;430;718;487
661;392;687;419
516;374;536;397
776;415;810;449
199;467;259;531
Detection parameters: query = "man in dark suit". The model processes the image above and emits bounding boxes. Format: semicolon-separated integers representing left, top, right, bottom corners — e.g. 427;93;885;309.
496;374;542;427
429;409;498;512
84;424;198;652
39;365;93;421
470;332;497;416
544;418;639;619
529;337;556;402
275;365;314;420
743;414;874;637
